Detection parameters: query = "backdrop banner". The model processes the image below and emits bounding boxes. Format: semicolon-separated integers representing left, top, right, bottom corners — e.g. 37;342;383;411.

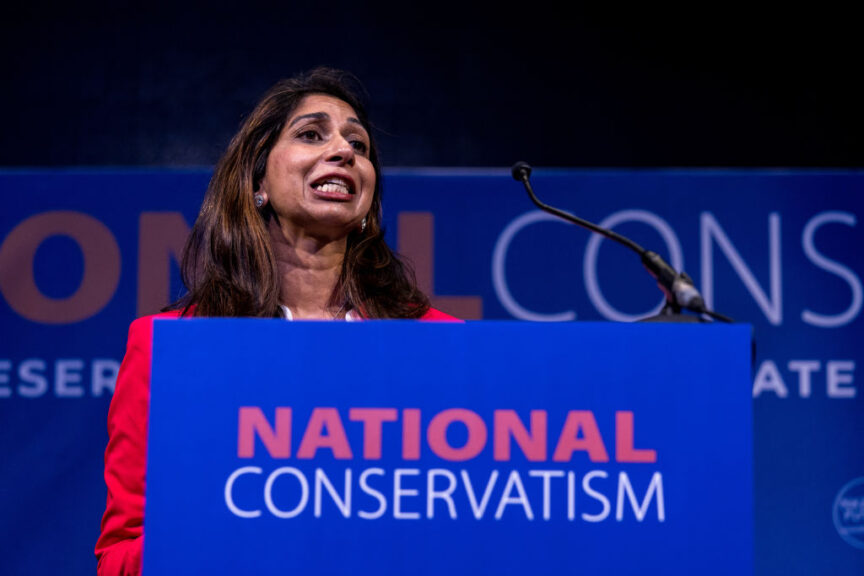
1;169;862;575
145;319;752;575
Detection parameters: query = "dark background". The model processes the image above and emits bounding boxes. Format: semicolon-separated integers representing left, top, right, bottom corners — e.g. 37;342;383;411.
1;4;860;168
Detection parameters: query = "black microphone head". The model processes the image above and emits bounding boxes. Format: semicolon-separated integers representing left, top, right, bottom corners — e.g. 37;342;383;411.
511;161;532;181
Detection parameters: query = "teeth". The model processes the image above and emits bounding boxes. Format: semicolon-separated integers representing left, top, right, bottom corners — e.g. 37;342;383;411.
316;179;351;194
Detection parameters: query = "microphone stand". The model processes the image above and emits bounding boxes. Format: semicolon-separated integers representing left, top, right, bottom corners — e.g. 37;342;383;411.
511;162;733;323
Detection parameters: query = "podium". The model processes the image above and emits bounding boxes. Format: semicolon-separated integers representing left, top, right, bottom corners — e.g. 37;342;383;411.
143;320;753;575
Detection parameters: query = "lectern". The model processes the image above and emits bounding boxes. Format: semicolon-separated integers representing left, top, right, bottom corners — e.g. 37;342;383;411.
144;320;753;575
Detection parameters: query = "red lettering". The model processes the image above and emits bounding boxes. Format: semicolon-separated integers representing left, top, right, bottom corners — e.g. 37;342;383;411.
397;212;483;319
237;407;292;458
552;410;609;462
493;409;547;461
138;212;191;316
0;211;120;323
615;411;657;463
349;408;398;459
296;407;353;459
427;408;487;461
402;408;421;460
234;406;648;466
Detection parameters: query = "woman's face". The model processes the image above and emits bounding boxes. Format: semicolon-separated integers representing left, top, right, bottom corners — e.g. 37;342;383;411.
260;93;376;240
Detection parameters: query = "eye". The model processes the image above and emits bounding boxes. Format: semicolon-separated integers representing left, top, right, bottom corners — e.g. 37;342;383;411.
297;129;321;141
350;139;369;154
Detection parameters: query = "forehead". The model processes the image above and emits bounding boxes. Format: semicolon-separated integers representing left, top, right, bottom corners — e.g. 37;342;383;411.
290;94;362;125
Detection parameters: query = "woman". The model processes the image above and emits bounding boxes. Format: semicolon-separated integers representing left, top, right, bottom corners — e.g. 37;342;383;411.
95;68;456;576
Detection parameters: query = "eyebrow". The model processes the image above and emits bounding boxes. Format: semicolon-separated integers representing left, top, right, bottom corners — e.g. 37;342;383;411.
288;112;366;130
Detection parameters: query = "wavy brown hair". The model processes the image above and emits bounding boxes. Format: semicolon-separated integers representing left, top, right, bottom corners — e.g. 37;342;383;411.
171;68;430;319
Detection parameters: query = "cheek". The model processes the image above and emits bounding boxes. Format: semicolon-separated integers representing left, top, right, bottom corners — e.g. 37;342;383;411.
361;163;377;196
265;145;311;184
264;158;305;200
362;176;377;213
363;194;376;216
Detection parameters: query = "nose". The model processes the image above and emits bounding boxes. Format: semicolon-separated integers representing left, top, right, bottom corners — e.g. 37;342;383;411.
326;135;355;166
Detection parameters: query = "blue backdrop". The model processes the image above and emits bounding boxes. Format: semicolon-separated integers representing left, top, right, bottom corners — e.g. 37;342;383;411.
1;169;862;574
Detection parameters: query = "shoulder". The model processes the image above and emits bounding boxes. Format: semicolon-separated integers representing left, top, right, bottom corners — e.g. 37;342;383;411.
118;310;189;385
419;307;463;322
134;308;190;325
127;309;191;341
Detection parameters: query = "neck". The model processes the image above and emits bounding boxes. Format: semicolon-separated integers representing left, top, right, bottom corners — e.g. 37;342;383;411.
267;217;348;320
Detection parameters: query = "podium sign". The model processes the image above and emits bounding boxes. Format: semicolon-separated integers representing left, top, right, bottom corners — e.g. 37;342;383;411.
144;320;753;575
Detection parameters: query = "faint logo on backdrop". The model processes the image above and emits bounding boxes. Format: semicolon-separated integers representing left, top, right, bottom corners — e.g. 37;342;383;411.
834;477;864;550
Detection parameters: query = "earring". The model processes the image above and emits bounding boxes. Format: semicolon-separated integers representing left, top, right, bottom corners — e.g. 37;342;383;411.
361;217;367;233
254;193;265;208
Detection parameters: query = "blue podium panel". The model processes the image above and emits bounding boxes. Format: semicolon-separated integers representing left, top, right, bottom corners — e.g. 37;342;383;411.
145;320;752;576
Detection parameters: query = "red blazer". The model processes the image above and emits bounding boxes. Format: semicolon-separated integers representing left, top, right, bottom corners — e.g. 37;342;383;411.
95;308;459;576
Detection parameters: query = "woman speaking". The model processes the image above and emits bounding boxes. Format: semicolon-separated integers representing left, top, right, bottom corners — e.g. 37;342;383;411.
95;68;456;575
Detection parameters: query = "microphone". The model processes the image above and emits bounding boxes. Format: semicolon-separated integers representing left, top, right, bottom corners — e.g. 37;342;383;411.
510;161;732;322
511;161;532;182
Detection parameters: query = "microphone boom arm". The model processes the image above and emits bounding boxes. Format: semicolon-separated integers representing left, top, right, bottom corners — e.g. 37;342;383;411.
511;162;733;323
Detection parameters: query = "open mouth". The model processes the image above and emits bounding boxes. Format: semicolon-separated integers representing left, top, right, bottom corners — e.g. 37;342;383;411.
312;177;355;195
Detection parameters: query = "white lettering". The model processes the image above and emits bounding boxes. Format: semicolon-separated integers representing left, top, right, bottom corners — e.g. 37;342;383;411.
584;210;683;322
494;470;533;520
0;360;10;398
461;470;499;519
92;359;119;397
224;466;262;518
264;467;308;518
358;468;387;520
616;472;665;522
18;359;48;398
753;360;788;398
314;468;351;518
55;359;84;397
492;211;577;321
581;470;610;522
427;468;458;519
827;360;856;398
221;467;670;524
788;360;820;398
0;358;123;398
529;470;565;520
701;212;782;325
393;468;420;519
801;212;862;327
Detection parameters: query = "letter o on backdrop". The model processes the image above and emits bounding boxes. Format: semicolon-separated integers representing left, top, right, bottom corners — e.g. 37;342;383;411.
0;211;120;324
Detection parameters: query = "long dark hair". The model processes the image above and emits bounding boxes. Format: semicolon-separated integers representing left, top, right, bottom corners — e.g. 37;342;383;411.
172;67;430;318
